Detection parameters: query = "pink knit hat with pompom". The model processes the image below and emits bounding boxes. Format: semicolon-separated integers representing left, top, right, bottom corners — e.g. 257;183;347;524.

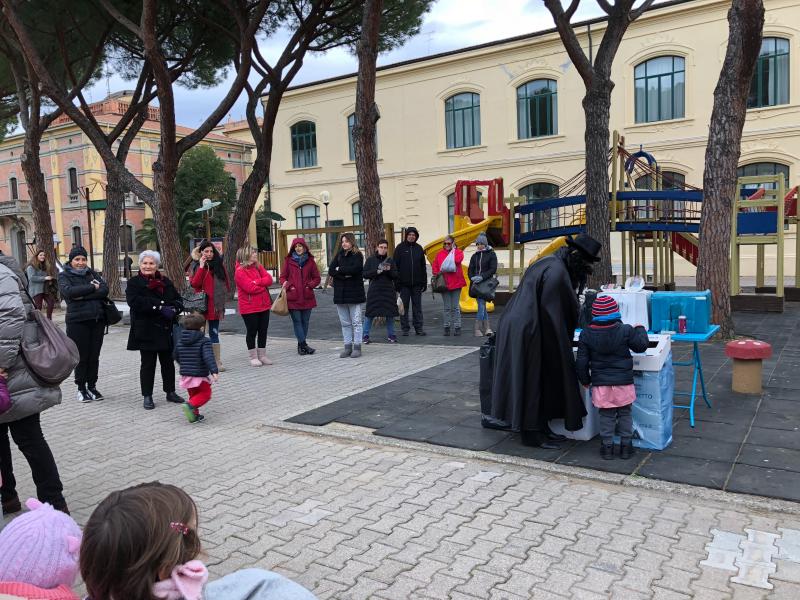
0;498;82;588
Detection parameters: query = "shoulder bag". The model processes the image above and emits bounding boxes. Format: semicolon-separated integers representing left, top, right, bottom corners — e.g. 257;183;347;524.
103;299;123;325
271;287;289;316
469;276;499;300
20;290;80;385
181;288;208;314
431;272;448;294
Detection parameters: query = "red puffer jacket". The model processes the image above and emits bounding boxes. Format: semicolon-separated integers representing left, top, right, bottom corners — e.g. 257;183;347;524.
234;261;273;315
432;248;466;291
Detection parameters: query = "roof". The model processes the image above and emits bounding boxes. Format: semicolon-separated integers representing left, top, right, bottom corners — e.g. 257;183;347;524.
282;0;698;93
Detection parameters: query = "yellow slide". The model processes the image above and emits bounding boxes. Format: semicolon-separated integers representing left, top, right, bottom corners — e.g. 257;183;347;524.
424;215;503;313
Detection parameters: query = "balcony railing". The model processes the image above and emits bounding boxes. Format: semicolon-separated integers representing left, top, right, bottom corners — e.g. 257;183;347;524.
0;200;32;217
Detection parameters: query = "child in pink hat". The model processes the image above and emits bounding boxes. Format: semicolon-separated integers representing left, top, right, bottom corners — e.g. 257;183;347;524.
0;498;82;599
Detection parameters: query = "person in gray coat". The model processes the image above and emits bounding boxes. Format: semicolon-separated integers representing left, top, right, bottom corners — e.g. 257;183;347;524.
0;252;68;515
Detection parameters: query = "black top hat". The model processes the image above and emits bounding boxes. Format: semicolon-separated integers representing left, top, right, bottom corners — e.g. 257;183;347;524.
565;233;602;262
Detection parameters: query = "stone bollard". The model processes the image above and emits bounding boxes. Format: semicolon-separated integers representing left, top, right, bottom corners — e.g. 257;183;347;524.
725;339;772;394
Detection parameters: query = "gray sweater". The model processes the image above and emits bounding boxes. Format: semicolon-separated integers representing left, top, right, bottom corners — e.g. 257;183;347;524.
25;264;52;296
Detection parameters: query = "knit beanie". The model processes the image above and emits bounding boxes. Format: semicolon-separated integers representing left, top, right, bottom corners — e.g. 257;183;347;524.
591;295;621;322
0;499;82;589
475;233;489;246
68;247;87;262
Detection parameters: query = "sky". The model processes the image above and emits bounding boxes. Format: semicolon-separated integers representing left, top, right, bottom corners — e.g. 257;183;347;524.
82;0;613;128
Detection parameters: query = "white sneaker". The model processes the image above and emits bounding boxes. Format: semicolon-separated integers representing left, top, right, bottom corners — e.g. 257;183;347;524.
77;389;93;403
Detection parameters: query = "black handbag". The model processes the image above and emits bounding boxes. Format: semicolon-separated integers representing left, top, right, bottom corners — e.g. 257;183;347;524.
469;276;499;300
102;299;122;325
181;288;208;314
431;272;448;294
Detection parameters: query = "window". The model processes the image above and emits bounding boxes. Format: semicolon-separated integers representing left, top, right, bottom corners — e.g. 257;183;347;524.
9;177;18;201
229;176;237;191
519;183;559;232
634;56;685;123
351;201;365;247
517;79;557;139
447;193;455;233
749;38;790;109
290;121;317;169
295;203;321;250
634;171;687;219
445;93;481;149
737;162;790;189
71;226;82;248
67;167;79;201
120;224;134;253
348;114;356;162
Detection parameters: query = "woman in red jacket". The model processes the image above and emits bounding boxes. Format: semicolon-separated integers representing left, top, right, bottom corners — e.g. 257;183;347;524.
279;238;321;355
234;246;274;367
190;240;230;370
431;235;466;336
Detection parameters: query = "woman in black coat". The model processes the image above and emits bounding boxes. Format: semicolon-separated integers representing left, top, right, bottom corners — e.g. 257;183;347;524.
125;250;184;410
58;246;110;403
329;233;366;358
362;239;399;344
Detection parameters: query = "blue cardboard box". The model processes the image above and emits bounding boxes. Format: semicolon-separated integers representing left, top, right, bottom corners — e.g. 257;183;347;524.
651;290;711;334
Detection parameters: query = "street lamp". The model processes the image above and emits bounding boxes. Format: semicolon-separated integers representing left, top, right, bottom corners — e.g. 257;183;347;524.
195;197;222;240
320;190;330;225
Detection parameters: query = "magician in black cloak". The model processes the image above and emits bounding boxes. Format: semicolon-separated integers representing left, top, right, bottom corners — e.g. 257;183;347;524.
487;233;602;448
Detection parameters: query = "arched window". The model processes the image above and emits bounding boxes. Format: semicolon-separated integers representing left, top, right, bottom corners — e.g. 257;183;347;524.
635;171;687;219
120;224;134;253
517;79;557;139
634;56;685;123
447;193;455;233
71;226;82;248
290;121;317;169
295;203;321;250
749;38;790;108
445;93;480;149
67;167;79;201
9;177;18;201
737;162;790;189
351;201;364;247
519;183;559;232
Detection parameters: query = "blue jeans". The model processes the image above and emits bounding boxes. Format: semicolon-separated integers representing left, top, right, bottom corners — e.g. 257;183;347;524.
363;316;396;338
289;309;311;343
207;320;220;344
476;298;488;321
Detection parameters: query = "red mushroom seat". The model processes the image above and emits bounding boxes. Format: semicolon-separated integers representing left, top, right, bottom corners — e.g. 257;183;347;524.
725;340;772;394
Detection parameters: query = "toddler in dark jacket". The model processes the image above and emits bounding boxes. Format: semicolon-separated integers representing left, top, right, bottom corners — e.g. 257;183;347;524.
576;295;649;460
173;313;219;423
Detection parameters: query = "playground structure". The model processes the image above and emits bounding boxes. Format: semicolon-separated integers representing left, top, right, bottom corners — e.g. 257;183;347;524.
422;179;511;313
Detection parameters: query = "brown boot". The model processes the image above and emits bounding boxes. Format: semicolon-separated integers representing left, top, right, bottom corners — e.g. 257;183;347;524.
474;321;483;337
212;343;225;372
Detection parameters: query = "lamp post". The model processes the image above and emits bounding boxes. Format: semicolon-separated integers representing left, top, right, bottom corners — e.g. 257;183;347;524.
195;197;221;241
320;190;331;260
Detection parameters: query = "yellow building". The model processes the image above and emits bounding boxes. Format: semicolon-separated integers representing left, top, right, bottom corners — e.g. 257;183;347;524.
264;0;799;281
0;91;255;268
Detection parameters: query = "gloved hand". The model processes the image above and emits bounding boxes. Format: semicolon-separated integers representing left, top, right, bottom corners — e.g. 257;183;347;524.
160;305;176;321
471;275;484;283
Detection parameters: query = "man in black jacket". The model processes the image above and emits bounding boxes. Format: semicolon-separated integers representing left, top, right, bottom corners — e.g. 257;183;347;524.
393;227;427;336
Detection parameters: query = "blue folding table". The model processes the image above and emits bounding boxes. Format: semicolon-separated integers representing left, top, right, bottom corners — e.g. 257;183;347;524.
671;325;720;427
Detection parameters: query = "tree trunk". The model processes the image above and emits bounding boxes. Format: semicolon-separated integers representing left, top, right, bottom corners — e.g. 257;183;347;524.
20;124;56;269
697;0;764;339
354;0;384;252
582;82;613;287
152;163;184;286
102;176;124;298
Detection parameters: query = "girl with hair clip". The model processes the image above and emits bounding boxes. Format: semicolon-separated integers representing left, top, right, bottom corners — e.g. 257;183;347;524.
80;482;316;600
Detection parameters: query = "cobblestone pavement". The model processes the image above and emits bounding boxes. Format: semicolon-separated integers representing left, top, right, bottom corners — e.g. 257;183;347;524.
3;329;800;598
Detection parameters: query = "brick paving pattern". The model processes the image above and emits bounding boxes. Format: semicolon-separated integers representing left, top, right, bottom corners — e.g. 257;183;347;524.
2;328;799;598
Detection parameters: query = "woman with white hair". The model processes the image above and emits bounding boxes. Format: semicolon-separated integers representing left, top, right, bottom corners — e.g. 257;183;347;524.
125;250;185;410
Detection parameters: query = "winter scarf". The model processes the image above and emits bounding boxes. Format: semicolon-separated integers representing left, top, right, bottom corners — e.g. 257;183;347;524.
291;251;309;267
140;270;165;295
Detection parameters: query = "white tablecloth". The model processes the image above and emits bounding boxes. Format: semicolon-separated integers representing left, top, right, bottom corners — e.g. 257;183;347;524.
598;290;652;330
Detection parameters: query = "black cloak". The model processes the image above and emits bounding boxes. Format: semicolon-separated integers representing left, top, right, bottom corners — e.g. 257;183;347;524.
489;247;587;432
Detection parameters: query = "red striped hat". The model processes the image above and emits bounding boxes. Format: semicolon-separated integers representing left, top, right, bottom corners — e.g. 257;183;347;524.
591;295;619;318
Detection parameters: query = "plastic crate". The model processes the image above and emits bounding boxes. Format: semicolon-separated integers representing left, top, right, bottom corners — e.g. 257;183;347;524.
651;290;711;334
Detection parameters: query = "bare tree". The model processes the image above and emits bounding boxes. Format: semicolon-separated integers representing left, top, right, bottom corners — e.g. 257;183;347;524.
697;1;764;338
353;0;383;252
2;0;267;284
544;0;654;286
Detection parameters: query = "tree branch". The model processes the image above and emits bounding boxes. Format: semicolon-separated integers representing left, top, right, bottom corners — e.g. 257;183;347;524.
630;0;656;22
97;0;142;38
543;0;593;86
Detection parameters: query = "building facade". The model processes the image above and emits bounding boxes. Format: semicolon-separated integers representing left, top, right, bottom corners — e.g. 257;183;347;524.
0;91;254;268
265;0;799;278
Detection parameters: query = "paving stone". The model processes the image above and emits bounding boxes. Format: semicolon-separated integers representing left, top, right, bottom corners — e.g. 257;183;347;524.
726;464;800;503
